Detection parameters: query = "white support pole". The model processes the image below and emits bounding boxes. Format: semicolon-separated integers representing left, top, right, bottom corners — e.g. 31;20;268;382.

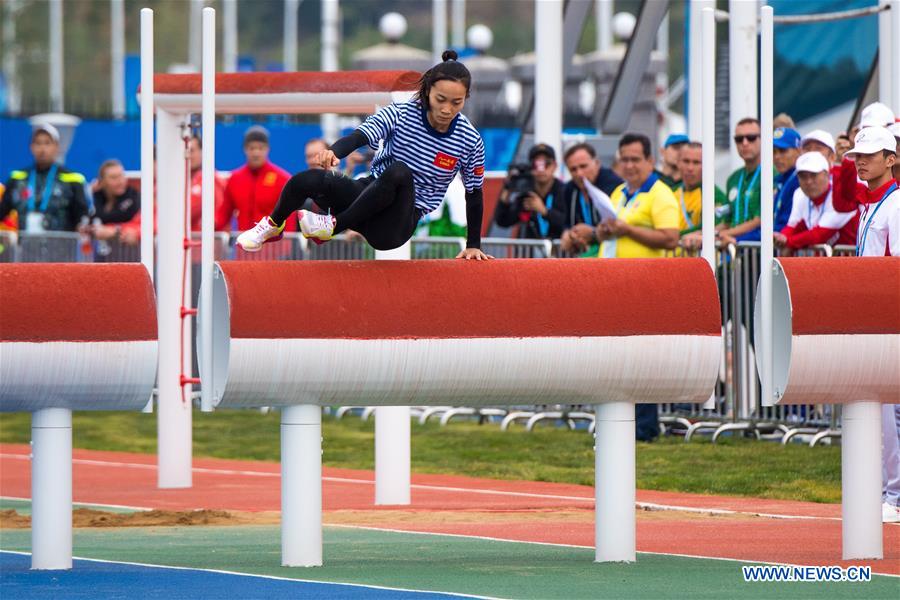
842;401;884;559
2;0;22;115
373;242;412;506
31;408;72;570
656;9;669;94
879;0;893;107
451;0;466;48
596;0;613;52
759;6;774;408
281;405;323;567
535;0;563;160
284;0;300;72
156;108;192;489
321;0;340;142
189;0;203;72
433;0;448;63
700;7;716;271
688;0;714;141
890;0;900;113
111;0;125;119
140;8;154;282
49;0;63;112
728;0;757;170
594;402;635;563
223;0;238;73
200;7;215;413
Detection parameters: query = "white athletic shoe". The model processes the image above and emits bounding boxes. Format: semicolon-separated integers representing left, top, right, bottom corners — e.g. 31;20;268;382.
298;210;336;243
883;502;900;523
236;217;285;252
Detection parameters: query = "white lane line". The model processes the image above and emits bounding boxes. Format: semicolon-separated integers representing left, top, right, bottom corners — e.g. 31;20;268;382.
0;550;497;599
0;452;842;522
0;495;152;512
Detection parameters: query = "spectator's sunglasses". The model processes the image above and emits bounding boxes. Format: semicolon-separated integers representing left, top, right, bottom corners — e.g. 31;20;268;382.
733;134;760;144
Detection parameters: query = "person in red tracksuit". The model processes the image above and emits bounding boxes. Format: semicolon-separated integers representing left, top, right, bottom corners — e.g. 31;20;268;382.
216;126;294;232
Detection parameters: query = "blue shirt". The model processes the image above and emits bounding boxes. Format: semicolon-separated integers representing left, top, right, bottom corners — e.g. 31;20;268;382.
737;167;798;242
357;99;486;214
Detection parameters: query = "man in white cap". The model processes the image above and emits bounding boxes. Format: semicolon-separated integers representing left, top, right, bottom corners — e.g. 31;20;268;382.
800;129;836;165
774;151;857;251
0;123;89;233
842;126;900;524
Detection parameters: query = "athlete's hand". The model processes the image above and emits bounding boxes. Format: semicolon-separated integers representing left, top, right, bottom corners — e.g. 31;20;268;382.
317;149;340;170
456;248;494;260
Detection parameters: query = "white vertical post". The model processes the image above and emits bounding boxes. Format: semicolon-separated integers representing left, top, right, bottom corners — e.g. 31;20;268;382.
701;7;716;271
535;0;563;160
728;0;757;170
759;6;774;408
156;108;192;489
140;8;154;282
656;9;669;94
189;0;203;71
373;242;412;506
223;0;238;73
110;0;125;119
433;0;448;62
2;0;22;114
200;7;216;413
596;0;613;52
879;0;893;107
594;402;635;563
688;0;713;141
321;0;340;142
49;0;63;112
890;0;900;112
281;405;323;567
842;401;884;559
451;0;466;48
284;0;300;72
31;408;72;570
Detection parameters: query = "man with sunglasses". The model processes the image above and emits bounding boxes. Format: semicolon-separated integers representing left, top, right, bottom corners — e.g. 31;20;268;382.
716;118;764;245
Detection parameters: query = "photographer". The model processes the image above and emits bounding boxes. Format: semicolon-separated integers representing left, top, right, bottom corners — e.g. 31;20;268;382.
494;144;566;239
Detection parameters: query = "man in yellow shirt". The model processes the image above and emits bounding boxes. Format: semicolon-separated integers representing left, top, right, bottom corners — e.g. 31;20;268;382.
597;133;680;258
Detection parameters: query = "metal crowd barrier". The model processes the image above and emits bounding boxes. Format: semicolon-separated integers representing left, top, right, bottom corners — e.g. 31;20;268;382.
1;229;858;444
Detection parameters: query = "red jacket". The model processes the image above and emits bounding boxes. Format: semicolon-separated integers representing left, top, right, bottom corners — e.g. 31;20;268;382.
216;160;293;231
189;169;227;232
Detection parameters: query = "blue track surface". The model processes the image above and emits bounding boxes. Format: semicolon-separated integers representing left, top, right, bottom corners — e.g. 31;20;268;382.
0;552;474;599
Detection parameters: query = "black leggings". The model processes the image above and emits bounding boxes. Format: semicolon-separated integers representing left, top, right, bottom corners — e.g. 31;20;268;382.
271;162;419;251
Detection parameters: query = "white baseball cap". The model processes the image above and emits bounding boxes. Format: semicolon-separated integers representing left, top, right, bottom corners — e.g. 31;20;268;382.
845;126;898;157
800;129;835;154
888;122;900;139
858;102;896;128
31;122;60;143
795;151;830;174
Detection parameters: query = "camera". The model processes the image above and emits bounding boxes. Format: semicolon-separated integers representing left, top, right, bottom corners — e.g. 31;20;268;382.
506;163;534;197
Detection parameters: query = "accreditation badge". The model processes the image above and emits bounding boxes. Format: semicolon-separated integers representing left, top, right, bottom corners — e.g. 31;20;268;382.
728;187;738;201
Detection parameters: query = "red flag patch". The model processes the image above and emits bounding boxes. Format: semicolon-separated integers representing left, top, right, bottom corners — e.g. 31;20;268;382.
473;165;485;176
433;152;459;170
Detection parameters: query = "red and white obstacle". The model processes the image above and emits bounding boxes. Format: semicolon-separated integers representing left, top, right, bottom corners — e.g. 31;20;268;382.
201;258;723;565
0;263;158;569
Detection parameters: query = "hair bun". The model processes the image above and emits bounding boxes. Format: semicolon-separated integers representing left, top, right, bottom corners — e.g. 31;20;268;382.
441;49;458;62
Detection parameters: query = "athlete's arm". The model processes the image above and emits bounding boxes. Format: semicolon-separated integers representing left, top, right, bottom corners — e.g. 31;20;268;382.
329;130;368;160
456;187;493;260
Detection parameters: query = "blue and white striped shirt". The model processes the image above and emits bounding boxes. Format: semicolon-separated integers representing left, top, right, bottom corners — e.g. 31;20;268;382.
357;99;485;214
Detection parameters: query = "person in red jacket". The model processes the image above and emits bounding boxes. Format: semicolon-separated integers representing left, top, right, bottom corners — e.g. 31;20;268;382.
216;126;293;232
188;135;226;231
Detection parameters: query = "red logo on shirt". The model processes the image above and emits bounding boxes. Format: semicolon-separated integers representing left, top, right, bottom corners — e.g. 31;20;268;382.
433;152;459;170
473;165;485;177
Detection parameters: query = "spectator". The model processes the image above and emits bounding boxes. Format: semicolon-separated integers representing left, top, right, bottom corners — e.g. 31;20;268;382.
772;127;801;232
0;182;14;232
833;102;898;214
716;118;763;245
889;122;900;182
657;133;688;189
188;135;226;231
216;126;294;233
800;129;836;165
774;151;857;252
675;142;727;246
773;112;795;130
305;138;329;170
89;159;141;253
0;123;88;233
494;143;566;239
558;142;624;254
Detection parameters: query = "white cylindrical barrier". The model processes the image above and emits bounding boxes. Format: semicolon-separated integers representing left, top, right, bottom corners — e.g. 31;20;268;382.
842;401;884;560
31;408;72;570
375;406;411;506
200;6;216;413
759;6;775;408
595;401;635;563
281;405;323;567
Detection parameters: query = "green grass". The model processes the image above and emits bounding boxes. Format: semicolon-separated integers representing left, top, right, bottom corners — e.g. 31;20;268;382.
0;410;841;503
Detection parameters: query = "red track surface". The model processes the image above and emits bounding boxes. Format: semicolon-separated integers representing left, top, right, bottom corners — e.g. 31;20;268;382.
2;444;897;575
